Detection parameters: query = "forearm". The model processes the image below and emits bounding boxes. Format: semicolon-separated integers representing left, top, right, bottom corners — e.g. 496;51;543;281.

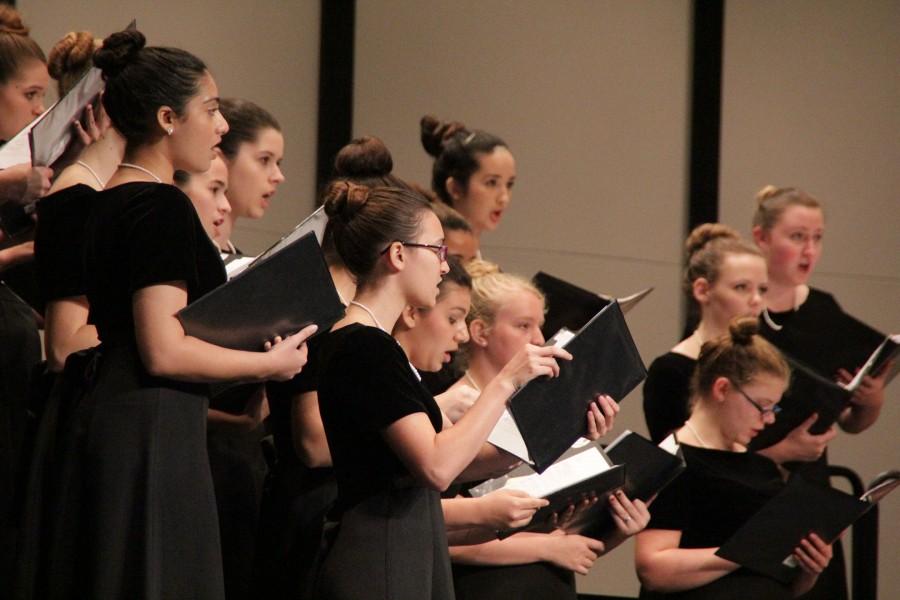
838;404;881;433
449;533;547;567
636;546;738;592
140;332;273;382
442;496;500;530
455;443;520;483
292;392;333;467
207;408;257;433
792;571;820;597
446;527;497;546
46;323;99;372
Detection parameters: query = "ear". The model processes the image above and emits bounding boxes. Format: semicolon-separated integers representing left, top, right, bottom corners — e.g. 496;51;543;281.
445;177;465;204
751;225;768;251
710;376;731;403
397;304;419;330
156;105;177;135
382;240;406;273
468;318;490;348
692;277;711;305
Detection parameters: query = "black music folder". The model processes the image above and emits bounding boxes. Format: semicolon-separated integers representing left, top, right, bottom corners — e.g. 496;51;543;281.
533;271;652;339
490;300;647;473
749;356;853;450
177;231;344;351
468;441;626;537
715;472;897;584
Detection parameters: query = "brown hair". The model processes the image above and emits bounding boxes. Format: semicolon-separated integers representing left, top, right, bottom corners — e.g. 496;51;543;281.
683;223;762;297
322;181;432;288
437;255;472;299
217;98;281;160
0;5;46;85
429;200;472;234
420;114;508;206
691;317;790;397
48;31;99;96
752;185;823;231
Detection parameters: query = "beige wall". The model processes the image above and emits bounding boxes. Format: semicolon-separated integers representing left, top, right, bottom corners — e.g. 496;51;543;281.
20;0;321;255
355;1;692;595
720;1;900;597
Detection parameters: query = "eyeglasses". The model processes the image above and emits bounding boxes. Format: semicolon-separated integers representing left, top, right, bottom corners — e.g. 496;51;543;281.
381;241;449;262
731;381;782;417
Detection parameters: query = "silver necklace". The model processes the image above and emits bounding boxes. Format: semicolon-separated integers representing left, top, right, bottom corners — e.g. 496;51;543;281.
75;160;104;189
119;162;162;183
762;286;802;332
683;420;711;449
349;300;386;332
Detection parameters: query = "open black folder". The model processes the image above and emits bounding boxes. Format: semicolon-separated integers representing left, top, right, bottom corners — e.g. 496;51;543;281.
533;271;652;339
177;231;344;351
715;471;898;584
489;300;647;473
467;441;626;538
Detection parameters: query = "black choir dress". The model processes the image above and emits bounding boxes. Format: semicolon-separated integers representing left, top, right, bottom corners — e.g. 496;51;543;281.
314;323;454;600
639;444;794;600
756;288;853;600
642;352;697;444
36;182;227;599
453;559;576;600
13;184;97;599
255;333;337;599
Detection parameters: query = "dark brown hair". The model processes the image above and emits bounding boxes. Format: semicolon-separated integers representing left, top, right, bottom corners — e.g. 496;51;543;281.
217;98;281;160
752;185;823;231
0;5;46;85
420;114;508;206
439;255;472;298
691;317;790;397
429;199;472;234
94;29;207;147
322;181;432;288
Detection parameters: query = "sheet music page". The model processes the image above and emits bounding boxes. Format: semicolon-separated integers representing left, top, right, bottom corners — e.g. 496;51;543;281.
487;407;531;464
498;445;612;498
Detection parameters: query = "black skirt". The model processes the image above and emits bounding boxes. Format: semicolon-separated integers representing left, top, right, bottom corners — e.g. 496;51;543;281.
21;344;225;599
314;484;454;600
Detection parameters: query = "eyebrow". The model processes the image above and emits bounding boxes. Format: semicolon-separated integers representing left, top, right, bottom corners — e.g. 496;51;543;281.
202;97;220;105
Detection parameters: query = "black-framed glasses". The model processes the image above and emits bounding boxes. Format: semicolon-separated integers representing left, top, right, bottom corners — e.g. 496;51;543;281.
381;241;449;262
731;381;782;417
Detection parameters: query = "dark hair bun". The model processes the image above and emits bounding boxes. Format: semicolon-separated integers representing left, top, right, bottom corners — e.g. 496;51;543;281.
93;29;145;79
684;223;740;260
334;136;393;178
0;6;28;35
48;31;95;80
323;180;371;223
729;316;759;346
420;114;468;157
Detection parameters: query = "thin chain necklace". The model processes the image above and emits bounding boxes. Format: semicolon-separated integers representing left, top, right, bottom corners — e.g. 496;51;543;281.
119;162;162;183
75;160;104;189
349;300;386;333
683;420;711;449
464;371;481;392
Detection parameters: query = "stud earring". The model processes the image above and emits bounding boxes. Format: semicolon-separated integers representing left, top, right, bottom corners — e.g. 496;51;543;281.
166;127;174;136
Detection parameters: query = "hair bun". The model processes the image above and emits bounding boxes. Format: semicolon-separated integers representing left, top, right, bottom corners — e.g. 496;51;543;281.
465;258;501;279
334;136;393;178
420;114;469;157
0;6;28;36
93;29;145;79
48;31;96;81
755;184;784;206
729;316;759;346
684;223;740;260
323;180;371;223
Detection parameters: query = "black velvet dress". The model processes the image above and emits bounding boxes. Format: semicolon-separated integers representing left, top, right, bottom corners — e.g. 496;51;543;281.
314;323;453;600
639;444;795;600
32;182;227;599
643;351;697;444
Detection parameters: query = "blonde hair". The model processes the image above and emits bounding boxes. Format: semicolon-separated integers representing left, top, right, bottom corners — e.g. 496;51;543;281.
752;185;822;231
691;317;790;399
48;31;101;97
465;259;543;329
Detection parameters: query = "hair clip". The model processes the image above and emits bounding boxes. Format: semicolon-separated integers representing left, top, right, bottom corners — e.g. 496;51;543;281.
463;132;477;146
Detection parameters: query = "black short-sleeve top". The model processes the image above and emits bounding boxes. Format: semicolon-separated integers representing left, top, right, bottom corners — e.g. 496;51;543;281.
34;183;97;304
643;352;697;444
641;445;791;599
317;323;443;517
85;182;226;345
